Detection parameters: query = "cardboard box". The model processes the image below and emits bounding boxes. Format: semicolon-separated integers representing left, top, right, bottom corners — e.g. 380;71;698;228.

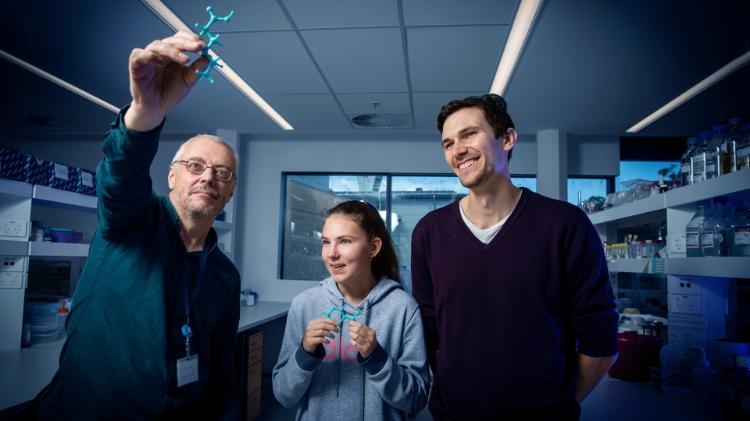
25;156;52;186
0;146;29;182
73;168;96;196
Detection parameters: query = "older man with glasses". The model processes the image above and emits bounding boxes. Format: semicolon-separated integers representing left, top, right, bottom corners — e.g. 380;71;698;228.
2;31;243;419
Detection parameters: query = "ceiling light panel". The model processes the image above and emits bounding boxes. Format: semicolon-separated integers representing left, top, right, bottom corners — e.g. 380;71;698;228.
142;0;294;130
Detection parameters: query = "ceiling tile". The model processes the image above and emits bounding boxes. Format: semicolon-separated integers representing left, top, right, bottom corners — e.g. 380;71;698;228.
302;28;408;93
403;0;518;26
337;93;411;115
164;0;291;31
264;94;351;131
642;66;750;135
281;0;399;29
163;76;281;134
506;0;749;135
0;1;168;108
408;26;508;92
219;31;329;94
412;92;483;131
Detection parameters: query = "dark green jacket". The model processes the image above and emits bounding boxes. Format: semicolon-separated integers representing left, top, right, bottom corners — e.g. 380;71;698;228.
35;109;241;419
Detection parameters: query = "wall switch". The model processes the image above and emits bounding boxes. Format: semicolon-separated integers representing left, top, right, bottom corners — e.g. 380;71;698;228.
0;220;28;238
0;272;23;289
0;256;25;272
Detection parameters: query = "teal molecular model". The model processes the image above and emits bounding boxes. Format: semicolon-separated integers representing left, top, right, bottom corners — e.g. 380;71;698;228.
194;6;235;84
323;304;362;329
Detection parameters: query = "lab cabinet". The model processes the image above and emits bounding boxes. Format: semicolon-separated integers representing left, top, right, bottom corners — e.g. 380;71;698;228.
235;329;263;421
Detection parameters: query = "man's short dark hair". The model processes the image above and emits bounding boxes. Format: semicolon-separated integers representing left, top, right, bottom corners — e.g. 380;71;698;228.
437;94;516;160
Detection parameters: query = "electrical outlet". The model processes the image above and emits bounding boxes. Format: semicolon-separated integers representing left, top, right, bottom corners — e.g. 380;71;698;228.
0;220;27;238
0;272;22;289
669;294;702;314
0;256;25;272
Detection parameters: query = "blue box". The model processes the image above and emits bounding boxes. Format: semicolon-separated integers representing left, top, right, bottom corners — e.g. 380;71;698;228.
25;156;52;186
0;145;28;182
73;168;96;196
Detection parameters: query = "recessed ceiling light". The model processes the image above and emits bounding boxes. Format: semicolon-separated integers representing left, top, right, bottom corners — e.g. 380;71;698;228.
0;49;118;113
626;50;750;133
141;0;294;130
489;0;544;96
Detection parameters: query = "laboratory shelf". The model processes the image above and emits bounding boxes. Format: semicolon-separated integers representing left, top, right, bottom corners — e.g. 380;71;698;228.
28;241;90;257
32;185;97;213
0;239;28;255
606;257;749;278
665;169;750;208
607;258;665;274
666;257;750;278
589;170;750;226
0;178;32;198
588;194;666;226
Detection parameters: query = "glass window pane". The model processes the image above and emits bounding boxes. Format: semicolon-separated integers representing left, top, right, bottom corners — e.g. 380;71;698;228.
617;161;680;191
281;174;386;280
391;176;467;293
567;178;608;206
512;177;536;192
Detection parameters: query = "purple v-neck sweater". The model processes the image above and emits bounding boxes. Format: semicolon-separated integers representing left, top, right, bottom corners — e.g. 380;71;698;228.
411;188;618;417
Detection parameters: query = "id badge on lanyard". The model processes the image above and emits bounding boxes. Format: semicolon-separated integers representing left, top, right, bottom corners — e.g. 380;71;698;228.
177;246;209;387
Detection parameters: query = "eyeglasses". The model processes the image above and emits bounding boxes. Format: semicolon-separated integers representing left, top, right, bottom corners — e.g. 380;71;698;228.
172;160;235;182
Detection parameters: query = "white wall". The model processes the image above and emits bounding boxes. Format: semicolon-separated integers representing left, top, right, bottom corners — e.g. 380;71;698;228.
568;135;620;176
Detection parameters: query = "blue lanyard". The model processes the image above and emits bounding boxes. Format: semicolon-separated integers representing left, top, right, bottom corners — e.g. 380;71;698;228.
181;246;209;357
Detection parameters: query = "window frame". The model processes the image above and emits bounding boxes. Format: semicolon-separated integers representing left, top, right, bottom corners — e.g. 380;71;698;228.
278;172;537;280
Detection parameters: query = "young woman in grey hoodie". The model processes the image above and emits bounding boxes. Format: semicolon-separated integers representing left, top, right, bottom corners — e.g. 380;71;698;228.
273;200;430;420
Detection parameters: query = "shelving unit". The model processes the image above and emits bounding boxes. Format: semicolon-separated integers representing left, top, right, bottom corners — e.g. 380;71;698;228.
1;158;241;351
590;170;750;279
592;171;750;359
0;178;98;351
32;185;96;212
28;242;90;257
607;257;749;278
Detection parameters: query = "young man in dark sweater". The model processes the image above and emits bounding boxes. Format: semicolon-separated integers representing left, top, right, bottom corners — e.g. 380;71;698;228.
411;94;618;420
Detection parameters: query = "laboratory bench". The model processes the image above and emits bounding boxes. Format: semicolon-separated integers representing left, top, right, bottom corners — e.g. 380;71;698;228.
0;301;291;419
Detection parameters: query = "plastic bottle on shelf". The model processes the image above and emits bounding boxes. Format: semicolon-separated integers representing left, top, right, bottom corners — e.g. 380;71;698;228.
680;137;698;186
721;203;736;257
706;124;726;179
733;201;750;256
691;130;712;183
686;205;707;257
701;201;725;256
725;118;745;173
57;298;69;339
